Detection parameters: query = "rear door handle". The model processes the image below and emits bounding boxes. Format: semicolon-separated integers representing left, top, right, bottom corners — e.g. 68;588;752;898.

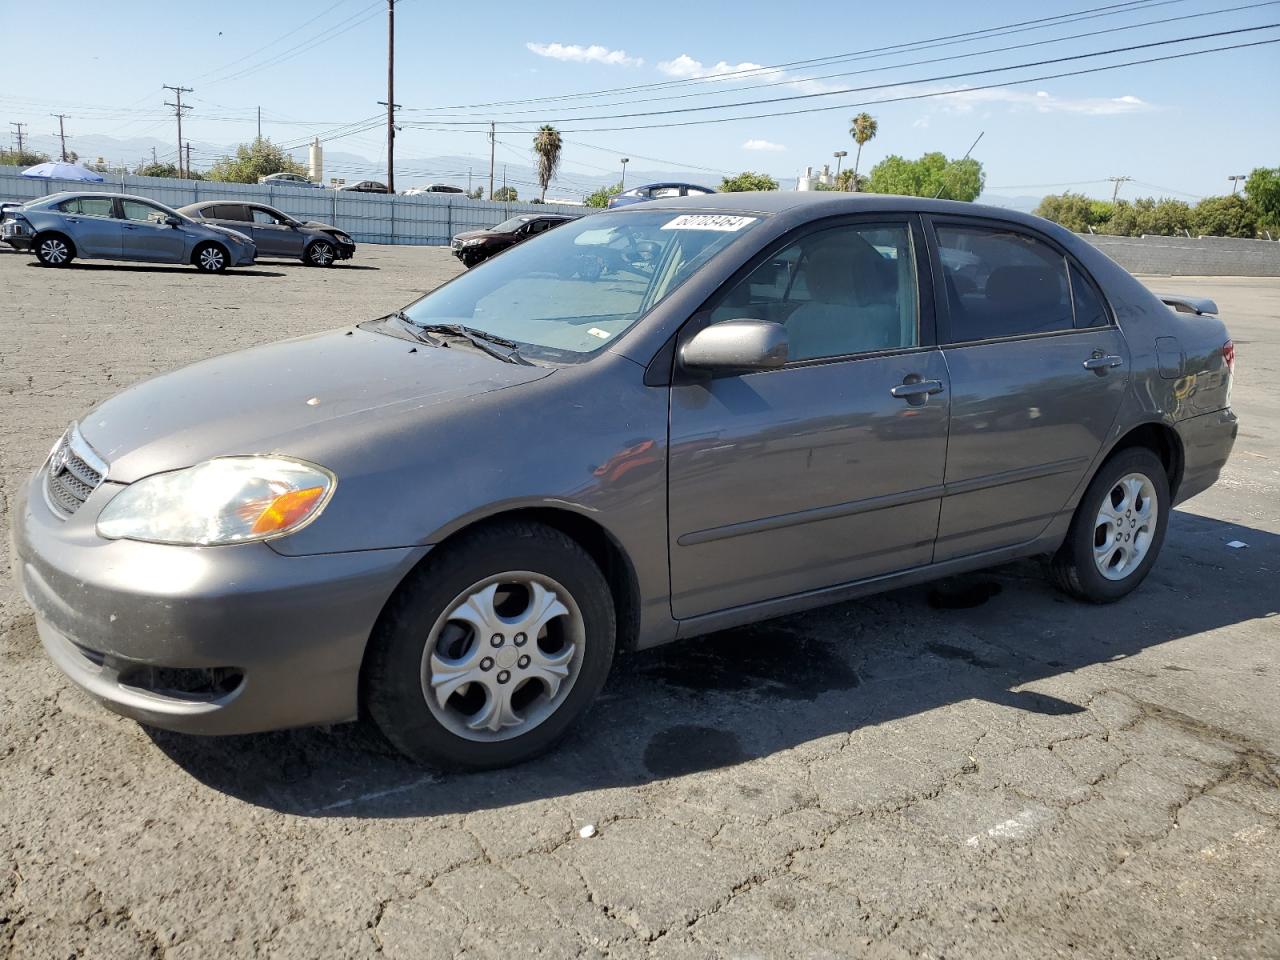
1083;354;1123;370
890;378;945;401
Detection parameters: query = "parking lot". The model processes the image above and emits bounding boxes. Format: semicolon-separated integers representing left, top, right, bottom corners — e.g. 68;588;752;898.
0;245;1276;959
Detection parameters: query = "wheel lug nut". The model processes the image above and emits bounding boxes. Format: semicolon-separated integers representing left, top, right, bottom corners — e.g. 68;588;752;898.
518;655;530;669
497;670;510;684
480;657;494;671
514;632;527;646
490;634;504;647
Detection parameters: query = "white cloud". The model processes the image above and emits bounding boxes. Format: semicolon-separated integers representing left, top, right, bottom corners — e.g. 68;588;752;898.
929;85;1153;115
742;138;786;152
656;53;844;95
526;42;642;67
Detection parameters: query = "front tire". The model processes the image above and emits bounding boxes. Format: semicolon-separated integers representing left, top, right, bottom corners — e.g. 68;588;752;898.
305;239;335;267
1051;447;1170;602
193;242;229;273
363;522;616;769
35;233;74;266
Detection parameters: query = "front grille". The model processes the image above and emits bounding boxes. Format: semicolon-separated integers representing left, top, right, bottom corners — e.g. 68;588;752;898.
44;427;107;517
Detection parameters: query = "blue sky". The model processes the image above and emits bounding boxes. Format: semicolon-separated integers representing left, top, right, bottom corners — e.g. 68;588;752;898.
2;0;1277;201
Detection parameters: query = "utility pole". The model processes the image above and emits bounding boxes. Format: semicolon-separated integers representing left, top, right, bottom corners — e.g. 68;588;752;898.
502;164;507;200
1228;174;1246;195
467;167;472;193
1108;175;1133;202
620;157;629;191
162;85;193;178
51;114;69;161
151;146;158;167
10;121;26;157
257;106;261;141
385;0;395;192
185;142;192;177
488;121;495;199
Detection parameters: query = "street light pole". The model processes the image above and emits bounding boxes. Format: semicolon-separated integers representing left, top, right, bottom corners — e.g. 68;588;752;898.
1228;175;1246;196
833;150;847;189
620;157;629;191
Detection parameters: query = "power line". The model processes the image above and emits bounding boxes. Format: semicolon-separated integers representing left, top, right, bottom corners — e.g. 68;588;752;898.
421;0;1277;119
190;0;352;82
415;23;1280;126
436;33;1280;133
407;0;1181;112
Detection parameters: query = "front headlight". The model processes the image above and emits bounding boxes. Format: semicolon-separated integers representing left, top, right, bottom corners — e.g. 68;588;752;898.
97;456;335;546
333;233;353;245
462;237;487;247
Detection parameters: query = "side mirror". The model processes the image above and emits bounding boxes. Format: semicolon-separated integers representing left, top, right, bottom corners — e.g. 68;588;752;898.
680;320;789;374
163;215;182;227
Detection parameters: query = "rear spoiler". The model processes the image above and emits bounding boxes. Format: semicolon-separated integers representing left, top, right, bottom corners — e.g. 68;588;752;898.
1157;293;1218;316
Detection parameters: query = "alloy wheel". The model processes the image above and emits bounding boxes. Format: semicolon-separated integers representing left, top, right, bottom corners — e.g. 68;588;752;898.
198;246;226;271
310;242;334;266
39;238;69;264
420;572;585;742
1093;472;1158;581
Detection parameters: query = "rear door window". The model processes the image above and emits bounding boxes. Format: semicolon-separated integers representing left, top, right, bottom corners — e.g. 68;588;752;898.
1069;263;1110;328
215;204;251;222
935;224;1074;342
57;197;114;217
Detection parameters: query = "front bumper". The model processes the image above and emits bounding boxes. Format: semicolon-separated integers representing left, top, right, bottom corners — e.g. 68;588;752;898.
3;221;33;250
12;469;427;735
230;247;256;267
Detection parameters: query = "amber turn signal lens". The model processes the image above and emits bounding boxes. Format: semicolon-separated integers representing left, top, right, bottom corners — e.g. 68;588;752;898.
250;486;326;535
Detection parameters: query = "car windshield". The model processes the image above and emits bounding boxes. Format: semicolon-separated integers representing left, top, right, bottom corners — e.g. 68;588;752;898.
402;210;762;363
491;216;533;233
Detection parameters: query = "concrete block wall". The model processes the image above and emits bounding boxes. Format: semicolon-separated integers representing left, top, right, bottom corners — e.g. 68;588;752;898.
1080;234;1280;277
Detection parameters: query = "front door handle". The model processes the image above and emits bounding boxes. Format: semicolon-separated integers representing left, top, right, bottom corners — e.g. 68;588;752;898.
1083;354;1123;371
890;377;945;404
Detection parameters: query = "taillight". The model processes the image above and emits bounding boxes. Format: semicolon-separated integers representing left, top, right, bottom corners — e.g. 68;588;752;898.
1223;340;1235;373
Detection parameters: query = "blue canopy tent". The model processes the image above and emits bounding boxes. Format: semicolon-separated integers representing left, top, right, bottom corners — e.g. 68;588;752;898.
21;161;105;182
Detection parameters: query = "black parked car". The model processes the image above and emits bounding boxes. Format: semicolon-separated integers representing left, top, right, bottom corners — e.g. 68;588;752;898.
450;213;579;267
178;201;356;266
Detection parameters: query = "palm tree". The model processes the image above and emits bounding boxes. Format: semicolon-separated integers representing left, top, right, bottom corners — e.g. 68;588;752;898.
532;125;563;202
848;113;878;191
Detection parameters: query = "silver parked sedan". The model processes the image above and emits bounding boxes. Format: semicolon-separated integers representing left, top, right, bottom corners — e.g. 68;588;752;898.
12;193;1238;769
1;192;256;271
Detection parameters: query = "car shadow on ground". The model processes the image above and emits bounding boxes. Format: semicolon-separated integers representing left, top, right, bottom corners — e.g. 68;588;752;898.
148;510;1278;816
24;262;286;277
255;261;380;270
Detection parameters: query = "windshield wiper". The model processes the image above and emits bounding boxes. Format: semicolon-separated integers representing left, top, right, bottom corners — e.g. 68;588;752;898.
417;323;531;365
381;310;444;346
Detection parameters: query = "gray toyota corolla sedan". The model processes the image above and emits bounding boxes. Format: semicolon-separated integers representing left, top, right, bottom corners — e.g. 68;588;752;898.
2;192;256;271
12;193;1237;769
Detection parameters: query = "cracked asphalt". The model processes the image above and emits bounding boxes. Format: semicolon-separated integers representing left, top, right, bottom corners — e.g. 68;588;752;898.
1;245;1277;959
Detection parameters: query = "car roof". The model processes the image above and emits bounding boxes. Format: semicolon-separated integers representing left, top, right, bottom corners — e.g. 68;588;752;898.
631;190;1048;228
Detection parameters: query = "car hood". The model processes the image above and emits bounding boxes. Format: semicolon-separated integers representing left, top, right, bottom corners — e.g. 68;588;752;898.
204;223;253;243
453;229;508;242
79;326;553;482
302;219;344;235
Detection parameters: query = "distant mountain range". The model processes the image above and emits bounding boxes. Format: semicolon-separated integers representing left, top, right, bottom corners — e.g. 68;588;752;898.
14;132;1043;210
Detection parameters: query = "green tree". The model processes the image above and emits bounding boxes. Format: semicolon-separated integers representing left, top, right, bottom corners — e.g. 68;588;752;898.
720;171;779;192
206;137;308;184
1033;192;1097;232
834;169;863;192
1192;194;1258;238
848;112;878;190
866;152;985;202
134;162;182;178
0;147;52;167
532;125;563;202
585;181;623;208
1245;166;1280;231
492;186;518;202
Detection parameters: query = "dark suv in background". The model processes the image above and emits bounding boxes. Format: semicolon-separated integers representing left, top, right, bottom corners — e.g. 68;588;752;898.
450;213;578;267
179;201;356;266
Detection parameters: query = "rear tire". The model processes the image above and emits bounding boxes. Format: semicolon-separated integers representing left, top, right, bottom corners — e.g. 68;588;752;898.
362;522;616;769
305;239;335;267
1051;447;1170;602
192;242;229;273
34;233;74;267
